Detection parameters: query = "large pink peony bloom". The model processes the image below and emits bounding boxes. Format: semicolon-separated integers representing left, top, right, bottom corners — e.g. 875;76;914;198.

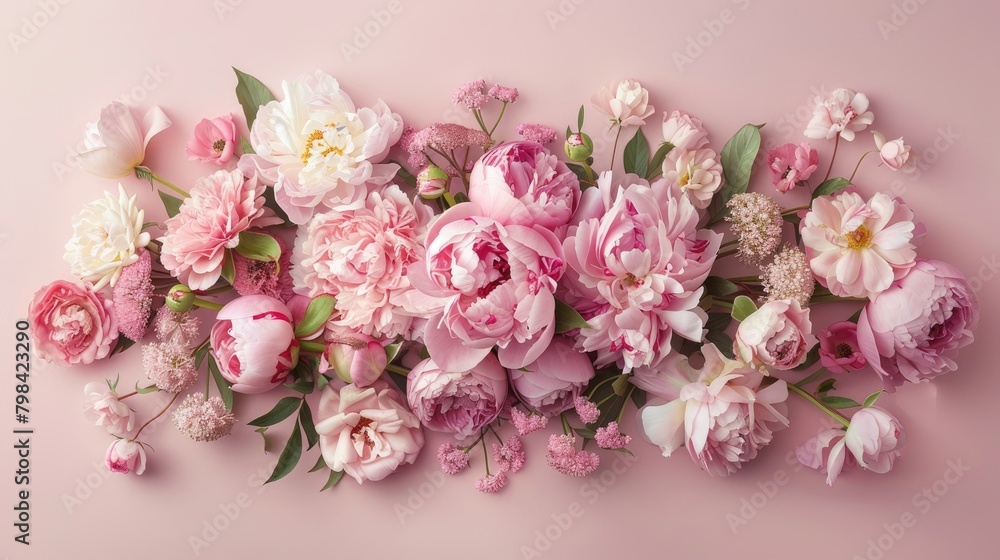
160;169;282;291
210;295;299;394
796;407;905;486
75;102;171;179
468;141;581;231
801;191;917;298
563;172;722;371
509;336;596;416
406;354;508;439
409;202;565;372
735;299;816;371
315;381;424;484
292;185;435;339
638;343;789;476
28;280;118;367
857;259;979;392
804;88;874;141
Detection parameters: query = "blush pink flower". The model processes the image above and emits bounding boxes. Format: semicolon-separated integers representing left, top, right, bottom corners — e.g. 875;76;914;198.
545;434;600;477
319;326;387;388
661;110;709;153
488;84;519;103
292;185;435;339
210;295;299;394
873;131;913;171
75;102;171;179
735;299;817;371
104;439;147;475
112;249;154;342
857;259;979;392
819;321;867;373
595;422;632;449
28;280;118;367
438;443;470;475
804;88;874;141
186;114;238;165
510;407;548;436
663;147;724;209
509;336;595;416
315;381;425;484
400;123;492;168
406;355;508;439
409;202;565;372
153;307;200;347
801;191;917;298
795;427;854;486
591;79;654;126
767;142;819;193
160;169;282;291
797;407;905;486
83;382;135;437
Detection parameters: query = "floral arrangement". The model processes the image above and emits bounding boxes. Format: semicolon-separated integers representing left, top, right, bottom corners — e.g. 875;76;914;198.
28;71;979;491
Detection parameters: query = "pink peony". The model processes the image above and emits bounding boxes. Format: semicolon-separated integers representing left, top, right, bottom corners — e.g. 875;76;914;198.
766;142;819;193
319;326;387;388
857;259;979;392
406;355;508;439
591;79;654;126
660;110;709;153
797;407;905;486
819;321;867;373
292;185;435;340
160;169;282;290
75;102;171;179
873;131;912;171
315;381;425;484
186;114;238;165
210;295;299;394
804;88;874;141
28;280;118;367
801;191;917;298
83;382;134;437
663;147;724;209
638;343;789;476
409;202;565;372
104;439;147;475
735;299;817;371
468;141;581;231
508;336;595;416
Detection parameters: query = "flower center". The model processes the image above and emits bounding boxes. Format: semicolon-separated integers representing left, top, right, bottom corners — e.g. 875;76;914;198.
781;165;792;180
835;342;854;359
678;172;690;186
351;416;375;447
845;225;873;250
301;125;346;164
212;139;227;152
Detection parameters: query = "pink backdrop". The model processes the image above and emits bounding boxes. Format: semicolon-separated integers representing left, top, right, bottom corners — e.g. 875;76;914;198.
2;1;997;559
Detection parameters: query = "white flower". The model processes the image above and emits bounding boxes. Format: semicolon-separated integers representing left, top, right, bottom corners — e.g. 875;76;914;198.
63;185;150;290
241;71;403;224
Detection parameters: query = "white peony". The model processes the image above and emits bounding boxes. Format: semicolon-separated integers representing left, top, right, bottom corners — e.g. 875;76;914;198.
63;185;150;290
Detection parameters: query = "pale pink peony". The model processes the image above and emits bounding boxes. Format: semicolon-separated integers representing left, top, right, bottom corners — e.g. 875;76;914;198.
406;355;508;439
804;88;874;141
83;382;134;437
735;299;817;371
663;147;724;209
409;202;565;372
210;295;299;394
509;336;595;416
104;439;147;475
857;259;979;392
591;79;654;126
186;114;238;165
873;131;912;171
801;191;917;298
818;321;867;373
315;381;425;484
292;185;435;340
319;326;387;388
797;407;905;485
28;280;118;367
160;169;282;290
661;110;709;153
468;141;581;231
75;102;171;179
766;142;819;193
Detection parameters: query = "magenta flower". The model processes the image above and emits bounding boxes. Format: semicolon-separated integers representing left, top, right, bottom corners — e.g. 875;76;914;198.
818;321;867;373
186;114;237;165
766;142;819;193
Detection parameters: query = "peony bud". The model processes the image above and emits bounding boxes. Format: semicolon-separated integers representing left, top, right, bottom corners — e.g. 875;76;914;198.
322;331;387;387
165;284;195;312
417;165;449;200
564;133;594;162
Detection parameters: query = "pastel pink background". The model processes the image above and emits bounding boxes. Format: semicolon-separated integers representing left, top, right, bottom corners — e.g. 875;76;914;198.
1;1;997;559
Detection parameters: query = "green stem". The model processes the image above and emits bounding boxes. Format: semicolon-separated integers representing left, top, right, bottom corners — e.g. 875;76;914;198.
781;205;811;216
148;170;189;198
442;192;459;209
608;125;623;172
809;295;868;305
299;340;326;354
713;300;733;309
721;238;739;249
192;297;223;311
472;109;489;136
205;360;212;398
848;150;877;183
481;432;491;476
117;391;138;400
385;364;410;377
822;135;840;183
461;429;489;452
487;102;508;137
727;275;761;282
615;386;635;424
133;392;181;439
786;383;850;428
560;412;572;436
717;249;738;259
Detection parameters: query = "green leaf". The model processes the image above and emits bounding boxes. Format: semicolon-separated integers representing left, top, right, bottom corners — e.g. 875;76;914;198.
704;276;740;297
391;160;417;188
731;295;758;322
299;400;320;450
194;341;211;369
821;396;862;409
265;419;303;484
646;142;675;180
629;387;647;408
565;125;573;138
321;469;344;491
235;231;282;268
706;312;732;333
207;355;234;411
316;374;330;391
577;105;585;131
847;307;864;324
454;192;470;204
862;390;882;408
285;378;314;395
233;68;275;130
255;427;268;454
134;383;159;394
622;128;650;178
707;124;762;224
294;294;336;338
574;427;597;439
554;299;590;333
566;162;591;184
795;368;827;388
248;397;302;428
221;250;236;286
385;341;403;363
308;454;328;473
794;345;822;371
241;136;255;155
812;177;851;199
611;374;631;397
705;330;734;358
817;378;837;394
158;190;183;218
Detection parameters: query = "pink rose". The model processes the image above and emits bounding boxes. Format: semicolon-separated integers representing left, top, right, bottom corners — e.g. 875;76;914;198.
804;88;874;141
315;381;424;484
210;295;299;394
75;101;171;179
766;142;819;193
818;321;866;373
510;336;596;416
406;354;508;439
591;79;654;126
28;280;118;367
320;326;387;388
186;114;238;165
873;131;912;171
409;202;565;372
160;169;282;290
468;141;581;231
83;382;135;437
105;439;147;475
663;147;724;209
797;407;905;486
857;259;979;392
735;299;816;371
660;110;708;153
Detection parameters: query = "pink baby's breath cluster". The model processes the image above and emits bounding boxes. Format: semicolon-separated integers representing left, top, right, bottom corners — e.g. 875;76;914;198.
510;407;549;436
546;434;600;477
493;436;526;473
488;84;519;103
112;249;154;341
141;341;198;393
573;397;600;424
400;123;492;168
761;244;815;306
153;307;200;346
516;123;558;144
475;472;508;493
726;192;784;266
438;443;471;475
453;79;488;109
595;422;632;449
172;393;236;442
